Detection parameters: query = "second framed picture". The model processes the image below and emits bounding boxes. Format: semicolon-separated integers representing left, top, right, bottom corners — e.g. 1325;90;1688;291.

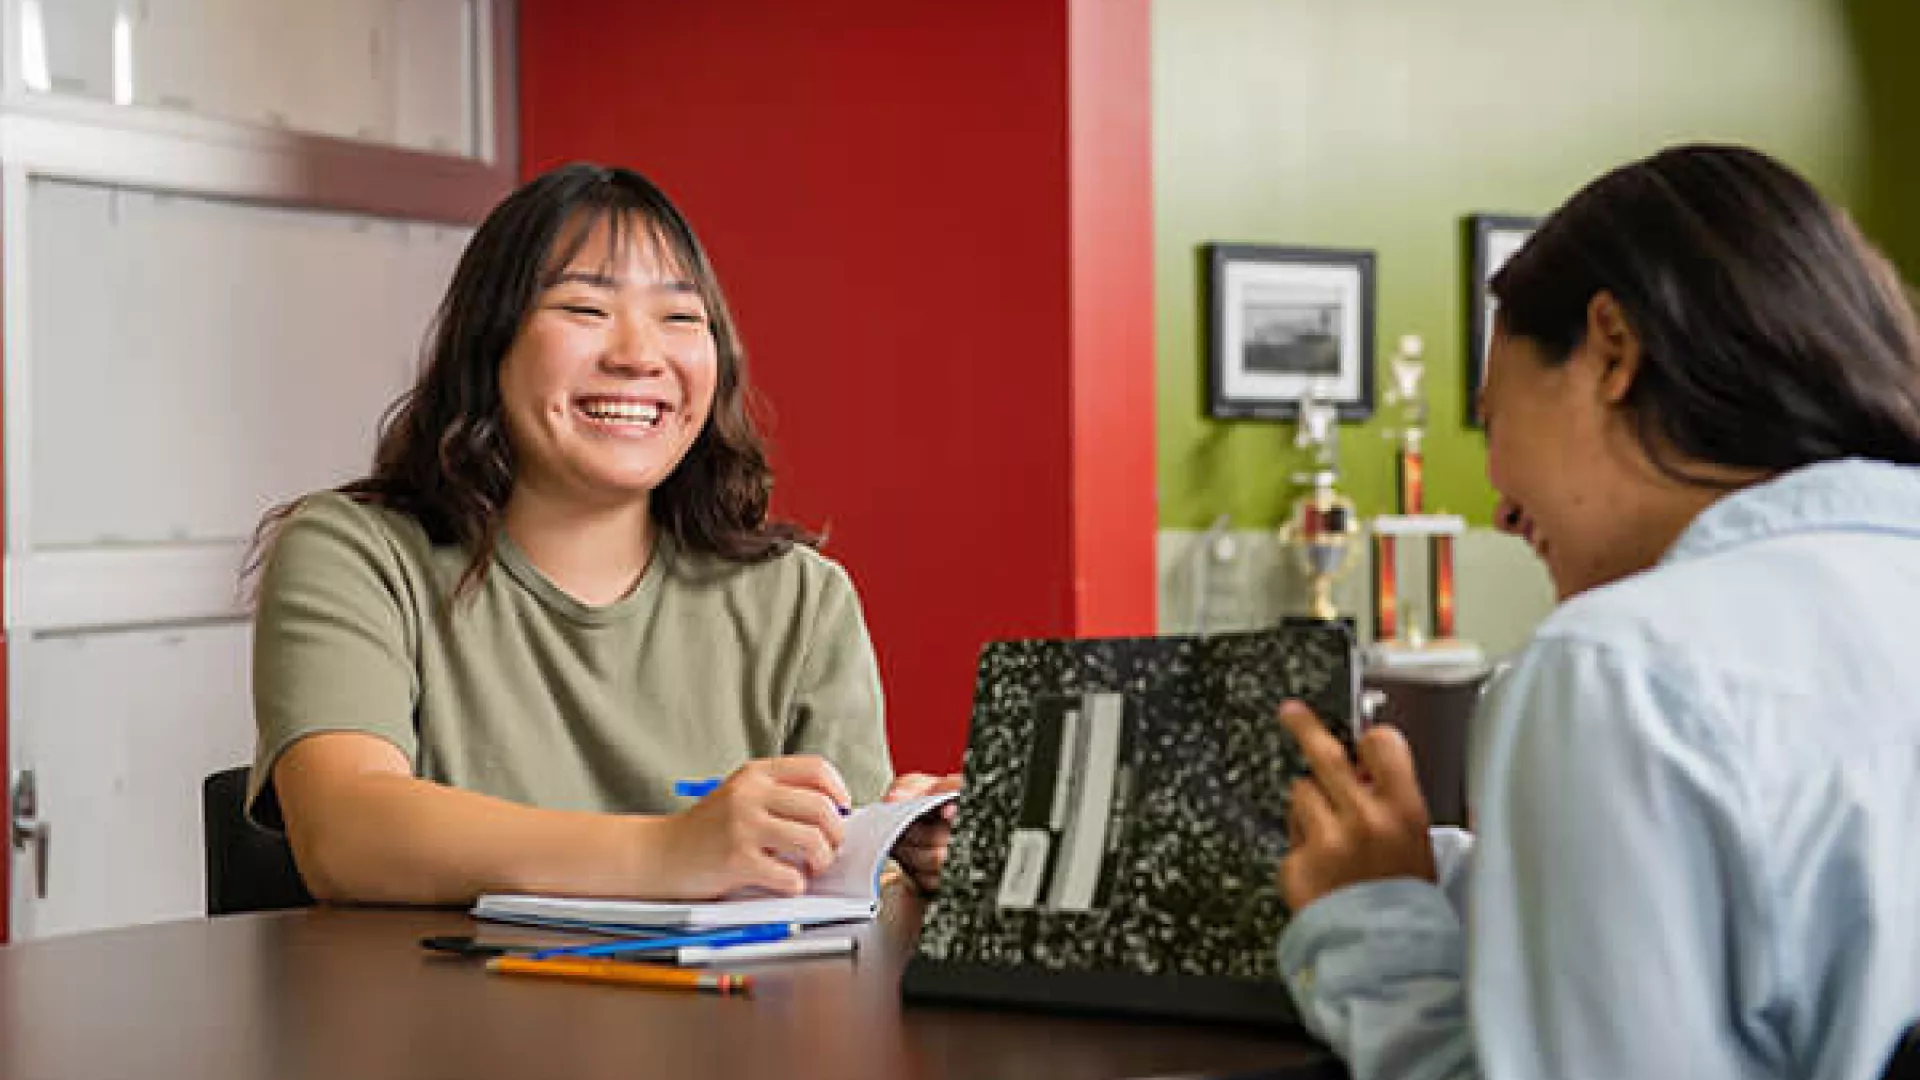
1465;214;1540;425
1206;243;1375;421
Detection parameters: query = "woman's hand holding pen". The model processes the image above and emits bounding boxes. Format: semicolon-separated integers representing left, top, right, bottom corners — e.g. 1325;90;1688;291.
648;756;851;900
1275;701;1435;912
883;772;963;894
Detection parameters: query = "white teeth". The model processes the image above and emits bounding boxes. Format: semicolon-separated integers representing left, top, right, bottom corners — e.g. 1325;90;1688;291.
579;400;663;425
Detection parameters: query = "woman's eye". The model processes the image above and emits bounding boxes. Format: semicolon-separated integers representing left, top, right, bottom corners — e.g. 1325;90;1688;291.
665;310;709;326
559;304;607;318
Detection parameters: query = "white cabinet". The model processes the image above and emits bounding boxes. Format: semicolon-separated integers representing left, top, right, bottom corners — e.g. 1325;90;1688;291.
19;0;480;156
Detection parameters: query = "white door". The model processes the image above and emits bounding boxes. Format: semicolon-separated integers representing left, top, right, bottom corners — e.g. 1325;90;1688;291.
9;625;255;938
4;176;467;938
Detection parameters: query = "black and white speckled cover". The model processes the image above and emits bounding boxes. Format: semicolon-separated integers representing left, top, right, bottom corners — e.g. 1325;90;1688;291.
901;620;1358;1025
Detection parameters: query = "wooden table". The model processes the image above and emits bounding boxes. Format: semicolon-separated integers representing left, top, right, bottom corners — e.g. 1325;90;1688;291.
0;890;1343;1080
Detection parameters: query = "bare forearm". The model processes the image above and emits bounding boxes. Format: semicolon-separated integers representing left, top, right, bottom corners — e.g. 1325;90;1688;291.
273;736;855;905
288;772;668;905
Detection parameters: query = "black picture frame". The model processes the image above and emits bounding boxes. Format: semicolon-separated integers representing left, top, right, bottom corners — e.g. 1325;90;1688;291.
1205;243;1375;421
1465;214;1540;426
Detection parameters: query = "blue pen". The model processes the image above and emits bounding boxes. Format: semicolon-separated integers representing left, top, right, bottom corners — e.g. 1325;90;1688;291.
527;922;794;961
673;775;851;815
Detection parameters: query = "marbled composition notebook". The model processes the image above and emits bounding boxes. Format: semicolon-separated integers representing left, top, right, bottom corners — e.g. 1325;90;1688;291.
901;620;1359;1026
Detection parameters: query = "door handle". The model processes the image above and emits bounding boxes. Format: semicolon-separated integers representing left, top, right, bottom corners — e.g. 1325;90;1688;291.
11;769;50;900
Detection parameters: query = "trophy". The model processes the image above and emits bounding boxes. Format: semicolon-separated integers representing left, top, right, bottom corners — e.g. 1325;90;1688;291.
1278;383;1362;622
1369;336;1484;668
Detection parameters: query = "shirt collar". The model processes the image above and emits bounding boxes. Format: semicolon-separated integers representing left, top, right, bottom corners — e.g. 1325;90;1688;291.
1662;458;1920;565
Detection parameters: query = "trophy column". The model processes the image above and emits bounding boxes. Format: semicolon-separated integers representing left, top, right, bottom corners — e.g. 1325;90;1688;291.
1369;336;1484;669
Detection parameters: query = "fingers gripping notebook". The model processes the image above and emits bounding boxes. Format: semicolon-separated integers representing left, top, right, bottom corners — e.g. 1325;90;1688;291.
474;791;957;931
901;621;1359;1026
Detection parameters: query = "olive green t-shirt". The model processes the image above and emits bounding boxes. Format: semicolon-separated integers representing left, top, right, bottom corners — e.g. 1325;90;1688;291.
247;492;892;829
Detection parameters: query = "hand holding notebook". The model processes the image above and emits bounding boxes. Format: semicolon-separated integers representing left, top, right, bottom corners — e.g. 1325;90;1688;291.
880;771;964;893
474;791;959;931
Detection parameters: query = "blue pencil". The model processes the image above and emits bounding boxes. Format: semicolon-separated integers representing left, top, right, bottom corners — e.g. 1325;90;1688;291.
526;922;795;961
674;775;849;815
672;777;722;798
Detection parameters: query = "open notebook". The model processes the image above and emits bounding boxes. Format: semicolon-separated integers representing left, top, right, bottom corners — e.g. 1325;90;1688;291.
473;791;958;931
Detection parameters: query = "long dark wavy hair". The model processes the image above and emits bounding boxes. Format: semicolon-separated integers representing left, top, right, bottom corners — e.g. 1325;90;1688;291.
250;162;814;597
1491;143;1920;485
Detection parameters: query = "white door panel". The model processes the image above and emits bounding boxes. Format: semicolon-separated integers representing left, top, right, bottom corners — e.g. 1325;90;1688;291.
26;179;463;550
9;622;253;939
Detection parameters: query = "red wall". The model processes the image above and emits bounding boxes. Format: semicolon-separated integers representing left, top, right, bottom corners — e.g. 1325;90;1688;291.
520;1;1152;772
1067;0;1156;634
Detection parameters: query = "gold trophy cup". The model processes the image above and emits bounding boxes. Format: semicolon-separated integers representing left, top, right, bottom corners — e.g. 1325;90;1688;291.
1280;472;1362;621
1279;383;1362;621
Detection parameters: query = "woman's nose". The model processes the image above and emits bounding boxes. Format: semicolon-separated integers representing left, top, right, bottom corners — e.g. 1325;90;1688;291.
1494;496;1525;535
601;318;666;373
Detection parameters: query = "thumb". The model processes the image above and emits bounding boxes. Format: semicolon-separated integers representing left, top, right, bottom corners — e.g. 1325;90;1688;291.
885;772;938;801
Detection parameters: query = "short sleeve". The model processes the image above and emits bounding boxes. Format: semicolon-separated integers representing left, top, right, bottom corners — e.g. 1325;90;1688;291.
247;495;423;829
781;557;893;804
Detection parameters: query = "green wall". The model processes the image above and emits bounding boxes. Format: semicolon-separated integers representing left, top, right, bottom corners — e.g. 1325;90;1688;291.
1847;0;1920;280
1154;0;1875;529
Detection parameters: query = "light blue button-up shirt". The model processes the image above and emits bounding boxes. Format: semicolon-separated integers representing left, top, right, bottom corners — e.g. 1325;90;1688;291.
1279;459;1920;1080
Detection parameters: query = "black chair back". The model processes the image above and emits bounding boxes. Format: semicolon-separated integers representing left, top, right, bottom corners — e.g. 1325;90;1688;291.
202;766;313;916
1887;1020;1920;1080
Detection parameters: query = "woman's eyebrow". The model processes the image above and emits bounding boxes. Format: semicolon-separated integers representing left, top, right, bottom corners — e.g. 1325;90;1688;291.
548;269;699;294
549;269;619;289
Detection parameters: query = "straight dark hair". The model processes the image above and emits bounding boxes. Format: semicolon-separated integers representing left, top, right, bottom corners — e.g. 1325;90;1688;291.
249;162;813;597
1492;143;1920;485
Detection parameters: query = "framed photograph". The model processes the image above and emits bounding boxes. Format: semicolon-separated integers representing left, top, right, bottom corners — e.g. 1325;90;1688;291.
1465;214;1540;425
1206;244;1375;421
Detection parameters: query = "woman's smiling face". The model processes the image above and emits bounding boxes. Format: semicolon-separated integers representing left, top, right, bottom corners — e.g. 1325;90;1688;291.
496;215;718;510
1480;304;1648;601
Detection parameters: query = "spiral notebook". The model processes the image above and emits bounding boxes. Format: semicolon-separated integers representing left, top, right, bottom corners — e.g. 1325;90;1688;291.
474;791;957;931
900;620;1360;1026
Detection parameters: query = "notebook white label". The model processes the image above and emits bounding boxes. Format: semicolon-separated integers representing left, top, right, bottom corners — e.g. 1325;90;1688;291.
996;828;1052;910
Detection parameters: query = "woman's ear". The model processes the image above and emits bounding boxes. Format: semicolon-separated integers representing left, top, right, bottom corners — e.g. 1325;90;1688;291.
1586;291;1642;406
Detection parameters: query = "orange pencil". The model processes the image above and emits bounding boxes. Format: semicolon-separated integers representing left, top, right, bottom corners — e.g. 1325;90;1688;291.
485;956;752;995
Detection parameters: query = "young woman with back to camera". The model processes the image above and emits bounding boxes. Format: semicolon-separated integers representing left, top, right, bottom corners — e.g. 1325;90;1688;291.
1274;144;1920;1079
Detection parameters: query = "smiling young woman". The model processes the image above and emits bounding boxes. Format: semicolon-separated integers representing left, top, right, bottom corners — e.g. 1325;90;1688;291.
243;164;957;906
